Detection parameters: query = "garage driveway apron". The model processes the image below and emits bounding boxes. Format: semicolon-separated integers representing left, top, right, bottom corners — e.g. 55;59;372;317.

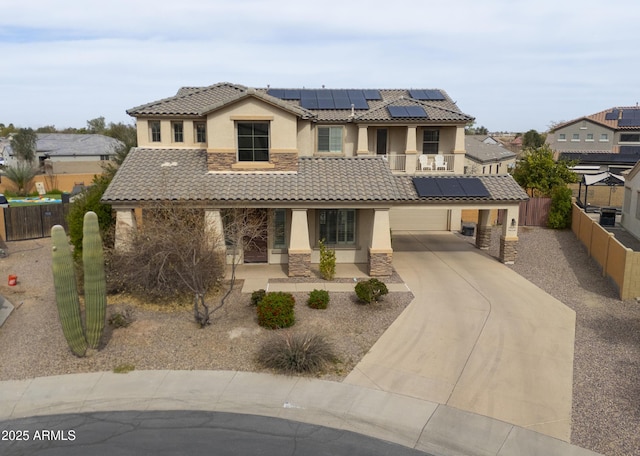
345;232;575;442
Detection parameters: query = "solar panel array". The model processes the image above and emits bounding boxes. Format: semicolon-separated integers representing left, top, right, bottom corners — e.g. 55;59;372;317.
266;89;381;110
387;106;428;118
604;109;620;120
412;177;490;198
618;109;640;127
409;89;446;101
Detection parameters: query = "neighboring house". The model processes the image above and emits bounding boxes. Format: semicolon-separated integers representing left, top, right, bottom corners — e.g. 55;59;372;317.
548;106;640;175
621;161;640;237
464;135;516;175
3;133;122;174
102;82;528;277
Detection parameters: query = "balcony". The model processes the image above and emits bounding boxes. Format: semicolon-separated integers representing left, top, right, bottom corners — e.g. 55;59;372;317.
383;154;456;174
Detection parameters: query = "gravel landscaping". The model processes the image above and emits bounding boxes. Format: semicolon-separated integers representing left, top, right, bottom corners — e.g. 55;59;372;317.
0;238;411;383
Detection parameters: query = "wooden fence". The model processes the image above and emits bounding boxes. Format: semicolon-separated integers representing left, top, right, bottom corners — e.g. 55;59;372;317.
2;204;69;241
519;197;551;226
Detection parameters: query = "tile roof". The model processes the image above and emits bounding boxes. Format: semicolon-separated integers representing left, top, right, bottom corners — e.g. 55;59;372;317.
5;133;122;157
103;149;528;205
553;106;640;131
126;83;473;124
394;174;529;202
464;136;516;164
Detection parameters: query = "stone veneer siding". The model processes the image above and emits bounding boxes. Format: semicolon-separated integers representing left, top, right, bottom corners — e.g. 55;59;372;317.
368;251;393;277
288;252;311;277
475;225;492;250
207;151;299;172
499;236;518;263
207;152;236;171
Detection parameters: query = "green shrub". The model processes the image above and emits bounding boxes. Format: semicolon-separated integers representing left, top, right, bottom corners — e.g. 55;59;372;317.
547;186;573;229
250;289;266;306
318;239;336;280
258;331;335;374
355;278;389;304
307;289;329;309
257;292;295;329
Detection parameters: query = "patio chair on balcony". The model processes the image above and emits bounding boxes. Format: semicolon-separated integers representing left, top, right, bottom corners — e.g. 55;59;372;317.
418;154;433;171
434;155;448;171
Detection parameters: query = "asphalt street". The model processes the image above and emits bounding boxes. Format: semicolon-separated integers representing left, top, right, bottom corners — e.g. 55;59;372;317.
0;410;433;456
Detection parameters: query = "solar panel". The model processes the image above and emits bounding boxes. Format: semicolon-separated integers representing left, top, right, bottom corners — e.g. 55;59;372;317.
405;106;428;118
412;177;490;198
317;98;335;109
410;89;445;100
458;178;491;197
605;109;619;120
424;90;445;100
388;106;409;117
363;89;382;100
266;89;285;98
299;96;318;109
316;90;333;100
618;118;640;127
409;90;426;100
283;89;300;100
413;178;442;197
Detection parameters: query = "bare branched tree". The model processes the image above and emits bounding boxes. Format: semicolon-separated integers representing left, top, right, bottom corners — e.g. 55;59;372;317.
107;204;267;328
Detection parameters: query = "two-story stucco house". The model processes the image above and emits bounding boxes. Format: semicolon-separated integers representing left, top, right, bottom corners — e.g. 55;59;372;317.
102;82;528;277
547;106;640;174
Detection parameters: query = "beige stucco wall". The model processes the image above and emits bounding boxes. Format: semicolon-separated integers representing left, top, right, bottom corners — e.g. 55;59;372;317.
0;173;99;194
136;118;207;148
206;98;298;154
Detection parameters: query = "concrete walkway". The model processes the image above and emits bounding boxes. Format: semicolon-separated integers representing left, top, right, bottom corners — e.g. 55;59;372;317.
344;233;576;441
0;371;599;456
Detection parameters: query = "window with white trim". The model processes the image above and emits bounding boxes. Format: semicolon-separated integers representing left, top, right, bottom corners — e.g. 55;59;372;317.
319;209;356;245
586;133;594;141
237;122;269;162
273;209;286;249
558;134;566;141
600;133;609;142
317;126;343;153
572;133;580;142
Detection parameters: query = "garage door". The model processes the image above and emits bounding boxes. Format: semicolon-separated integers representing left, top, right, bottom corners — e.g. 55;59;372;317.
390;207;449;231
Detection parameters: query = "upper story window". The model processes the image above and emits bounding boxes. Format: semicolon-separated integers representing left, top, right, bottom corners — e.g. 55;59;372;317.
600;133;609;141
150;121;161;142
172;122;184;143
100;155;110;161
195;122;206;143
586;133;594;141
317;126;343;153
620;133;640;142
237;122;269;162
558;134;566;141
571;133;580;142
423;129;439;154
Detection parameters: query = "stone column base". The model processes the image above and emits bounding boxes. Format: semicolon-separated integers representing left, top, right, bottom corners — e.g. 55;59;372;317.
368;250;393;277
499;236;518;264
288;252;311;277
476;225;492;250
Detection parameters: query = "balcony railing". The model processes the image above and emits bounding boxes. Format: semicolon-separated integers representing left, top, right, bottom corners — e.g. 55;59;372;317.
383;154;455;173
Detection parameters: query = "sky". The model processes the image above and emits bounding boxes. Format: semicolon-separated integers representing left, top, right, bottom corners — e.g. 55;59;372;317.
1;0;640;133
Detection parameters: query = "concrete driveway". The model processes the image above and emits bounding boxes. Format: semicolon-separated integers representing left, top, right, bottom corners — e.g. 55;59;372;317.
345;232;576;442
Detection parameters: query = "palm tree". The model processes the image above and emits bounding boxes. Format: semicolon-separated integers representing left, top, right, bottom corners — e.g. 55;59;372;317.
4;161;38;196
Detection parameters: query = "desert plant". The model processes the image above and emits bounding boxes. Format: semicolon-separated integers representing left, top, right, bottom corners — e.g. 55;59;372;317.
318;239;336;280
108;310;133;328
355;278;389;304
113;363;135;374
307;289;329;309
256;292;296;329
258;331;335;374
250;289;266;306
51;211;107;356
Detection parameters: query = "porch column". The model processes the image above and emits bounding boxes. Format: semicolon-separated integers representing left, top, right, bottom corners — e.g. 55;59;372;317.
476;209;493;250
288;209;311;277
356;125;369;156
499;205;519;264
114;208;137;251
204;209;227;256
405;126;418;174
369;208;393;277
452;126;466;174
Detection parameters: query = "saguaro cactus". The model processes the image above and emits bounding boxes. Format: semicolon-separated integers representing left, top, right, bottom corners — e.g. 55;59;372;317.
51;225;87;357
51;211;107;357
82;212;107;349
